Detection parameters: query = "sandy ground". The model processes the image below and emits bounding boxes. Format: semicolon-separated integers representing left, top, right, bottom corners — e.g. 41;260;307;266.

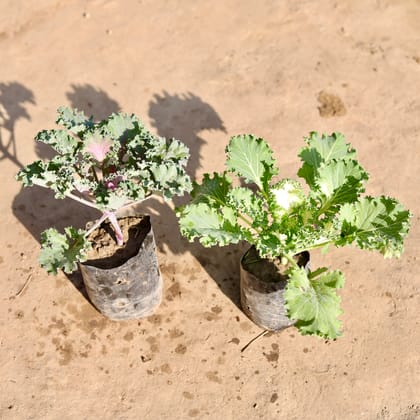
1;1;419;419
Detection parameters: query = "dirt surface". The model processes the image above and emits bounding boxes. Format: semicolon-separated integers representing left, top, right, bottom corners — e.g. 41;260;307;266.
1;1;419;419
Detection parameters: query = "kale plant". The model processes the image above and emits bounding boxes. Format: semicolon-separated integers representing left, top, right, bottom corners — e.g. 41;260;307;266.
17;107;192;274
177;133;411;339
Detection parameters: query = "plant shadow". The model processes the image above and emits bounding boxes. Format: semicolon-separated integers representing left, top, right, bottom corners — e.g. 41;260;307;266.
0;81;36;169
145;91;245;308
66;83;121;120
11;84;122;300
148;91;226;181
10;86;243;309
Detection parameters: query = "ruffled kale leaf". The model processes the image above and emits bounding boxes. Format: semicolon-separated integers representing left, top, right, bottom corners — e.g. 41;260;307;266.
226;134;278;192
298;132;368;216
56;106;93;134
177;203;246;247
284;267;345;339
39;227;91;274
337;196;411;258
298;131;356;187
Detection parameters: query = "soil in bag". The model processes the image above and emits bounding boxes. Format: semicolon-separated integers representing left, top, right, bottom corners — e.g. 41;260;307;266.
85;216;150;269
241;246;309;283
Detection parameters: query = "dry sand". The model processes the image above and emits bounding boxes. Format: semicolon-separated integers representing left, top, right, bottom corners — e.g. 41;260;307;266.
1;1;419;419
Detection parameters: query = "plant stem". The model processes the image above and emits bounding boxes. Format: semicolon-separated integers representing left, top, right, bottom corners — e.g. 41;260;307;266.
260;188;271;203
294;239;334;255
84;213;110;238
236;211;265;239
82;193;155;246
66;192;100;210
316;203;331;219
105;211;124;246
30;180;101;210
84;211;124;246
90;165;99;183
237;213;254;228
283;253;299;269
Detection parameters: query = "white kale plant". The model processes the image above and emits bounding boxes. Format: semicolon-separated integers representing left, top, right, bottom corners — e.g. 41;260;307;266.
177;133;411;339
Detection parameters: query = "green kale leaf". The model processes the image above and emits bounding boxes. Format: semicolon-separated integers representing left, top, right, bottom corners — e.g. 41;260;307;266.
39;227;91;274
226;134;278;191
284;267;345;339
338;196;411;257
